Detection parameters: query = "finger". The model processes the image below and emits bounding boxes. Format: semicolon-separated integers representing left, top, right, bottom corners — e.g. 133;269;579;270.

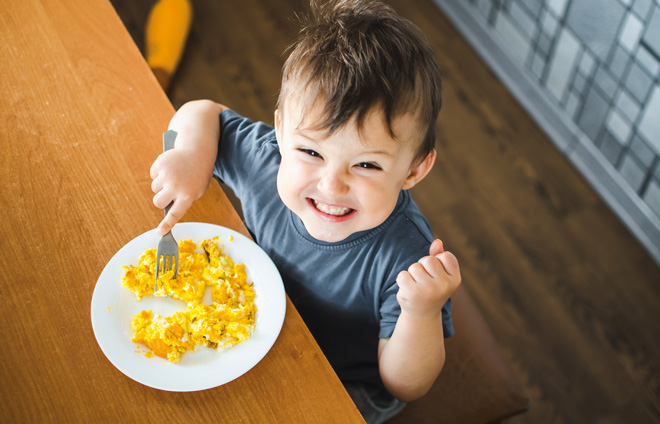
436;251;461;277
153;188;174;209
418;255;445;278
151;176;164;194
396;270;415;287
429;239;444;256
157;199;189;235
407;262;432;283
150;156;161;180
395;270;415;302
157;219;172;236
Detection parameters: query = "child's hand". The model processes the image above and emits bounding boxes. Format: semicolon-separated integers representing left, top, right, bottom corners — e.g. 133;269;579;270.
395;239;461;318
150;147;213;235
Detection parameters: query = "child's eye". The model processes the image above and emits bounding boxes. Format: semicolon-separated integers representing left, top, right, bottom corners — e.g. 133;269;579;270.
300;148;323;159
355;162;382;170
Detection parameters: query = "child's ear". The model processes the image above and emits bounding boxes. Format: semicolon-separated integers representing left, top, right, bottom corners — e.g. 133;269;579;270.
274;109;284;149
402;150;436;190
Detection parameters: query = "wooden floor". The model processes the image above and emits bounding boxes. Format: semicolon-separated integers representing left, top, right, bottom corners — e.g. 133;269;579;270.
111;1;660;422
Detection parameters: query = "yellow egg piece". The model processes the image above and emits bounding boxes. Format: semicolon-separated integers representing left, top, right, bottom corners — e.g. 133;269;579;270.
122;237;256;362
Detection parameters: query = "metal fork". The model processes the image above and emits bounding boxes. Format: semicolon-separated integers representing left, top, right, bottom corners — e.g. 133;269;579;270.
155;130;179;291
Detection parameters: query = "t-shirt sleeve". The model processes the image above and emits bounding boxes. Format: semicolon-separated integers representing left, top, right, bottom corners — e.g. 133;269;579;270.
378;283;401;338
377;208;455;340
214;109;277;199
442;297;454;337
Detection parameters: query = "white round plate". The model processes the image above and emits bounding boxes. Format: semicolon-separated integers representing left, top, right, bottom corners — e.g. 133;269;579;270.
91;222;286;391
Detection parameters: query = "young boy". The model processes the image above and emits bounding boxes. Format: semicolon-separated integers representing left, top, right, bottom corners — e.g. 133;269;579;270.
150;0;461;422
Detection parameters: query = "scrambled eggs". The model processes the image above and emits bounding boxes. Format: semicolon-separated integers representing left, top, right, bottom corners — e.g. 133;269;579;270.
122;237;256;363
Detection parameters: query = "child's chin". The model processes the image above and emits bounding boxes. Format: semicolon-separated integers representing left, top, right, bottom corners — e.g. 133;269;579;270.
303;222;350;243
309;230;345;243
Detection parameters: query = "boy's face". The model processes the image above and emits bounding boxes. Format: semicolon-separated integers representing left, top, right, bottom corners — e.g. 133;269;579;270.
275;97;435;243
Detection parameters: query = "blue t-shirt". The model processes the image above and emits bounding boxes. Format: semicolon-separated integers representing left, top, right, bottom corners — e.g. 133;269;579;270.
214;109;453;392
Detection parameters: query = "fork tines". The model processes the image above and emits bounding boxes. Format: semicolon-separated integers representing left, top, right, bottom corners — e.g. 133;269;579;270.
154;231;179;292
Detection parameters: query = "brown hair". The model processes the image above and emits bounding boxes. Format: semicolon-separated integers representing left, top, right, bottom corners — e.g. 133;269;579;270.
277;0;442;162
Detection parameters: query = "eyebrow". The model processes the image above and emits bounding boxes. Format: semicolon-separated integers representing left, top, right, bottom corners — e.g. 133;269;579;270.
293;128;322;141
358;148;394;157
293;127;396;158
294;128;393;156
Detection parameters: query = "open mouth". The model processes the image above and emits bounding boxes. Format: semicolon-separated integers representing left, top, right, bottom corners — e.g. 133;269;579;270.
309;198;355;218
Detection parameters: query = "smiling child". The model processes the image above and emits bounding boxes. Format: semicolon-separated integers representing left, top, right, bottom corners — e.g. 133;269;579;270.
149;1;461;422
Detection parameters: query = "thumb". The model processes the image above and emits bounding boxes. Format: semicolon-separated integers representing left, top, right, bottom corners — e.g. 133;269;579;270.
429;239;444;256
156;200;187;235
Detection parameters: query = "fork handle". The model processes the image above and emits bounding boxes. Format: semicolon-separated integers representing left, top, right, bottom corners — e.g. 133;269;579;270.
162;130;177;222
163;129;177;151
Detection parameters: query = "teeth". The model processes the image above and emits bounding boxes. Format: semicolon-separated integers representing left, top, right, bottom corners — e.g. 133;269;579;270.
313;199;352;216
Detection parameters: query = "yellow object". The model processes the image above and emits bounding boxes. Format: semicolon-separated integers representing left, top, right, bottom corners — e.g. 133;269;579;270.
145;0;192;90
122;237;257;363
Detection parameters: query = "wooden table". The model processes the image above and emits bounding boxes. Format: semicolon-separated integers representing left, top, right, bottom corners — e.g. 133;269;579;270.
0;0;363;422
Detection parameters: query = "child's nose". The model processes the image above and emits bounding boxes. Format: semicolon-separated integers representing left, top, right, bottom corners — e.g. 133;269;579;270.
317;168;349;197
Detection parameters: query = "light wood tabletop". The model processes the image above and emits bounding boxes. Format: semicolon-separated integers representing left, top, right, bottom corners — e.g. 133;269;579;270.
0;0;363;422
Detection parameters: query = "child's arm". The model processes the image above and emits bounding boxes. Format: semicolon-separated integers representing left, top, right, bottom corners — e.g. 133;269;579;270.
378;239;461;402
150;100;226;235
